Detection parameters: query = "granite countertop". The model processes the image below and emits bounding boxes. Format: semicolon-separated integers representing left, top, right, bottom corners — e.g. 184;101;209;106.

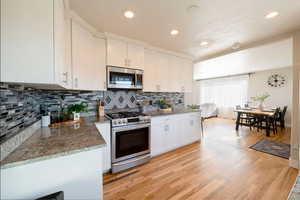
145;109;201;117
0;116;109;169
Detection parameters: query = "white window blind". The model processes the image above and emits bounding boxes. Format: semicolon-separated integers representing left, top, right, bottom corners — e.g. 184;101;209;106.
199;75;249;119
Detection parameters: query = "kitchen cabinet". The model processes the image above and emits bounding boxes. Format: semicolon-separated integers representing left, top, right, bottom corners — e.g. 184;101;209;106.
107;38;144;70
71;21;106;91
127;43;144;70
183;59;193;93
106;39;127;68
150;112;201;157
0;0;69;87
150;118;166;157
143;49;169;92
168;55;182;92
1;148;104;200
95;122;111;173
143;49;193;93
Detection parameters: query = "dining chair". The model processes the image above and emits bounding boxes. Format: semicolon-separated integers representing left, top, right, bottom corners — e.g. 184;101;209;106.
256;108;280;135
235;105;255;130
276;106;287;130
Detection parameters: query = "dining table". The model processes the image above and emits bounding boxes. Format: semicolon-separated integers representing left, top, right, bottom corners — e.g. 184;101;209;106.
234;108;276;137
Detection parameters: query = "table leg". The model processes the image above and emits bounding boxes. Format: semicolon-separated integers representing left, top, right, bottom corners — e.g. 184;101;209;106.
236;113;241;131
266;116;270;137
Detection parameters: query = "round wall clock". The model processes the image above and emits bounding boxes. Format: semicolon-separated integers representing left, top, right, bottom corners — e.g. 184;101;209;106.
267;74;286;88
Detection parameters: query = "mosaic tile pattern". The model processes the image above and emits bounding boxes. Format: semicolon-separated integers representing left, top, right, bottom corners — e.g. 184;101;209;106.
0;83;184;143
288;176;300;200
0;84;41;141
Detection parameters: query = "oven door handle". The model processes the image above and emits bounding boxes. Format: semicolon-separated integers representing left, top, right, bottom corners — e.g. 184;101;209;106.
112;123;150;132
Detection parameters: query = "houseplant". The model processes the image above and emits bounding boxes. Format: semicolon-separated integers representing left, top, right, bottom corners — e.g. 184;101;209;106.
158;99;172;112
251;93;270;111
67;102;89;120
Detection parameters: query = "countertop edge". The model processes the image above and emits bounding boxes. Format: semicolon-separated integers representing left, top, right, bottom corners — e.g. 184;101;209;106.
147;110;201;117
1;142;106;170
1;120;108;170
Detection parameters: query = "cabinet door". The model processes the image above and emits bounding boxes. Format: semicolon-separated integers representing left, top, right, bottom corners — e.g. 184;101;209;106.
183;59;193;93
63;17;72;89
54;0;68;88
127;43;144;70
1;0;54;84
107;39;127;67
191;113;201;141
168;55;182;92
151;118;165;157
144;49;159;92
96;123;111;173
71;21;105;90
93;38;106;91
157;53;170;92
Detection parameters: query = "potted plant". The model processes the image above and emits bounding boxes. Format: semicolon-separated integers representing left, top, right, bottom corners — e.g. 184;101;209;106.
187;104;200;110
251;93;270;111
67;102;89;121
158;99;172;112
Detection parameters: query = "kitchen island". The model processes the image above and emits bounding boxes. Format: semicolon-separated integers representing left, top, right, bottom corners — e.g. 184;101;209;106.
0;117;108;200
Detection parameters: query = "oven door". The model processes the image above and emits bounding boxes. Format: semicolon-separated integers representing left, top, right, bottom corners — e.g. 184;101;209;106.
112;123;151;163
107;66;136;89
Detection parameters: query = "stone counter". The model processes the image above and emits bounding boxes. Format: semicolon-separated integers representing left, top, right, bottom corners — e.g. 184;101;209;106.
145;109;201;117
0;116;109;169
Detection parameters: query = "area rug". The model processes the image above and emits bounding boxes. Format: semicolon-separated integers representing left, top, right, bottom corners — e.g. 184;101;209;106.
249;139;290;159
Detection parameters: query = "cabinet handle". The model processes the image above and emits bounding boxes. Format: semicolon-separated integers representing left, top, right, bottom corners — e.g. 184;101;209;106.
190;120;194;126
182;86;185;92
164;124;169;132
74;78;78;88
62;72;68;85
156;85;160;92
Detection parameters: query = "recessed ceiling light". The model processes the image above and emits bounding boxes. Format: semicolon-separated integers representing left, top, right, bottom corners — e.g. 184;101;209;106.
124;10;135;19
265;11;279;19
200;41;209;46
170;29;179;36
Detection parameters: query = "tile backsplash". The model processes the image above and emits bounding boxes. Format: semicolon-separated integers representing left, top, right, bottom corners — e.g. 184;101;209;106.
0;83;184;142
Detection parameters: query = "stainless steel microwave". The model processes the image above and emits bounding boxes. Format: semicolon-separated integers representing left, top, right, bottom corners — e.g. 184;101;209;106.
107;66;143;90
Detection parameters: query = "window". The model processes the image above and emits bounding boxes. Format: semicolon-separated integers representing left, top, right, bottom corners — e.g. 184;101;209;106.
199;75;249;119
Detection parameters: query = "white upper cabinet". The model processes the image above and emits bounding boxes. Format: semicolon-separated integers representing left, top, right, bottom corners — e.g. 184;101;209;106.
107;38;144;69
144;49;193;93
71;21;106;91
144;49;159;92
127;43;144;70
183;59;193;93
144;49;169;92
106;38;127;68
168;55;182;92
0;0;68;87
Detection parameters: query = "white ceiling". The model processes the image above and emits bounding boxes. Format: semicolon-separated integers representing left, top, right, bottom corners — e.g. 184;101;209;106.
69;0;300;60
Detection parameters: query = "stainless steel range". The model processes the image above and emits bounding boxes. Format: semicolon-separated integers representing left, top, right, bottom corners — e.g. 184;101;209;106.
106;111;151;174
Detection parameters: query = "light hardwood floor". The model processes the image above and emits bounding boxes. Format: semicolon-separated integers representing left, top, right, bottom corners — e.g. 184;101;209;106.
104;118;298;200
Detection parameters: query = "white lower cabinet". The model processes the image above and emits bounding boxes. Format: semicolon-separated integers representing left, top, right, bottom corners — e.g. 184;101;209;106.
150;112;201;157
95;122;111;173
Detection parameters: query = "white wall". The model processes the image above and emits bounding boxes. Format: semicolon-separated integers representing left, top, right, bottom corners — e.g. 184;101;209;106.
194;38;293;80
248;68;293;126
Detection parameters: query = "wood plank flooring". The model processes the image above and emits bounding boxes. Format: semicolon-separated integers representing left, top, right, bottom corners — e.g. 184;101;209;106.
104;118;298;200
